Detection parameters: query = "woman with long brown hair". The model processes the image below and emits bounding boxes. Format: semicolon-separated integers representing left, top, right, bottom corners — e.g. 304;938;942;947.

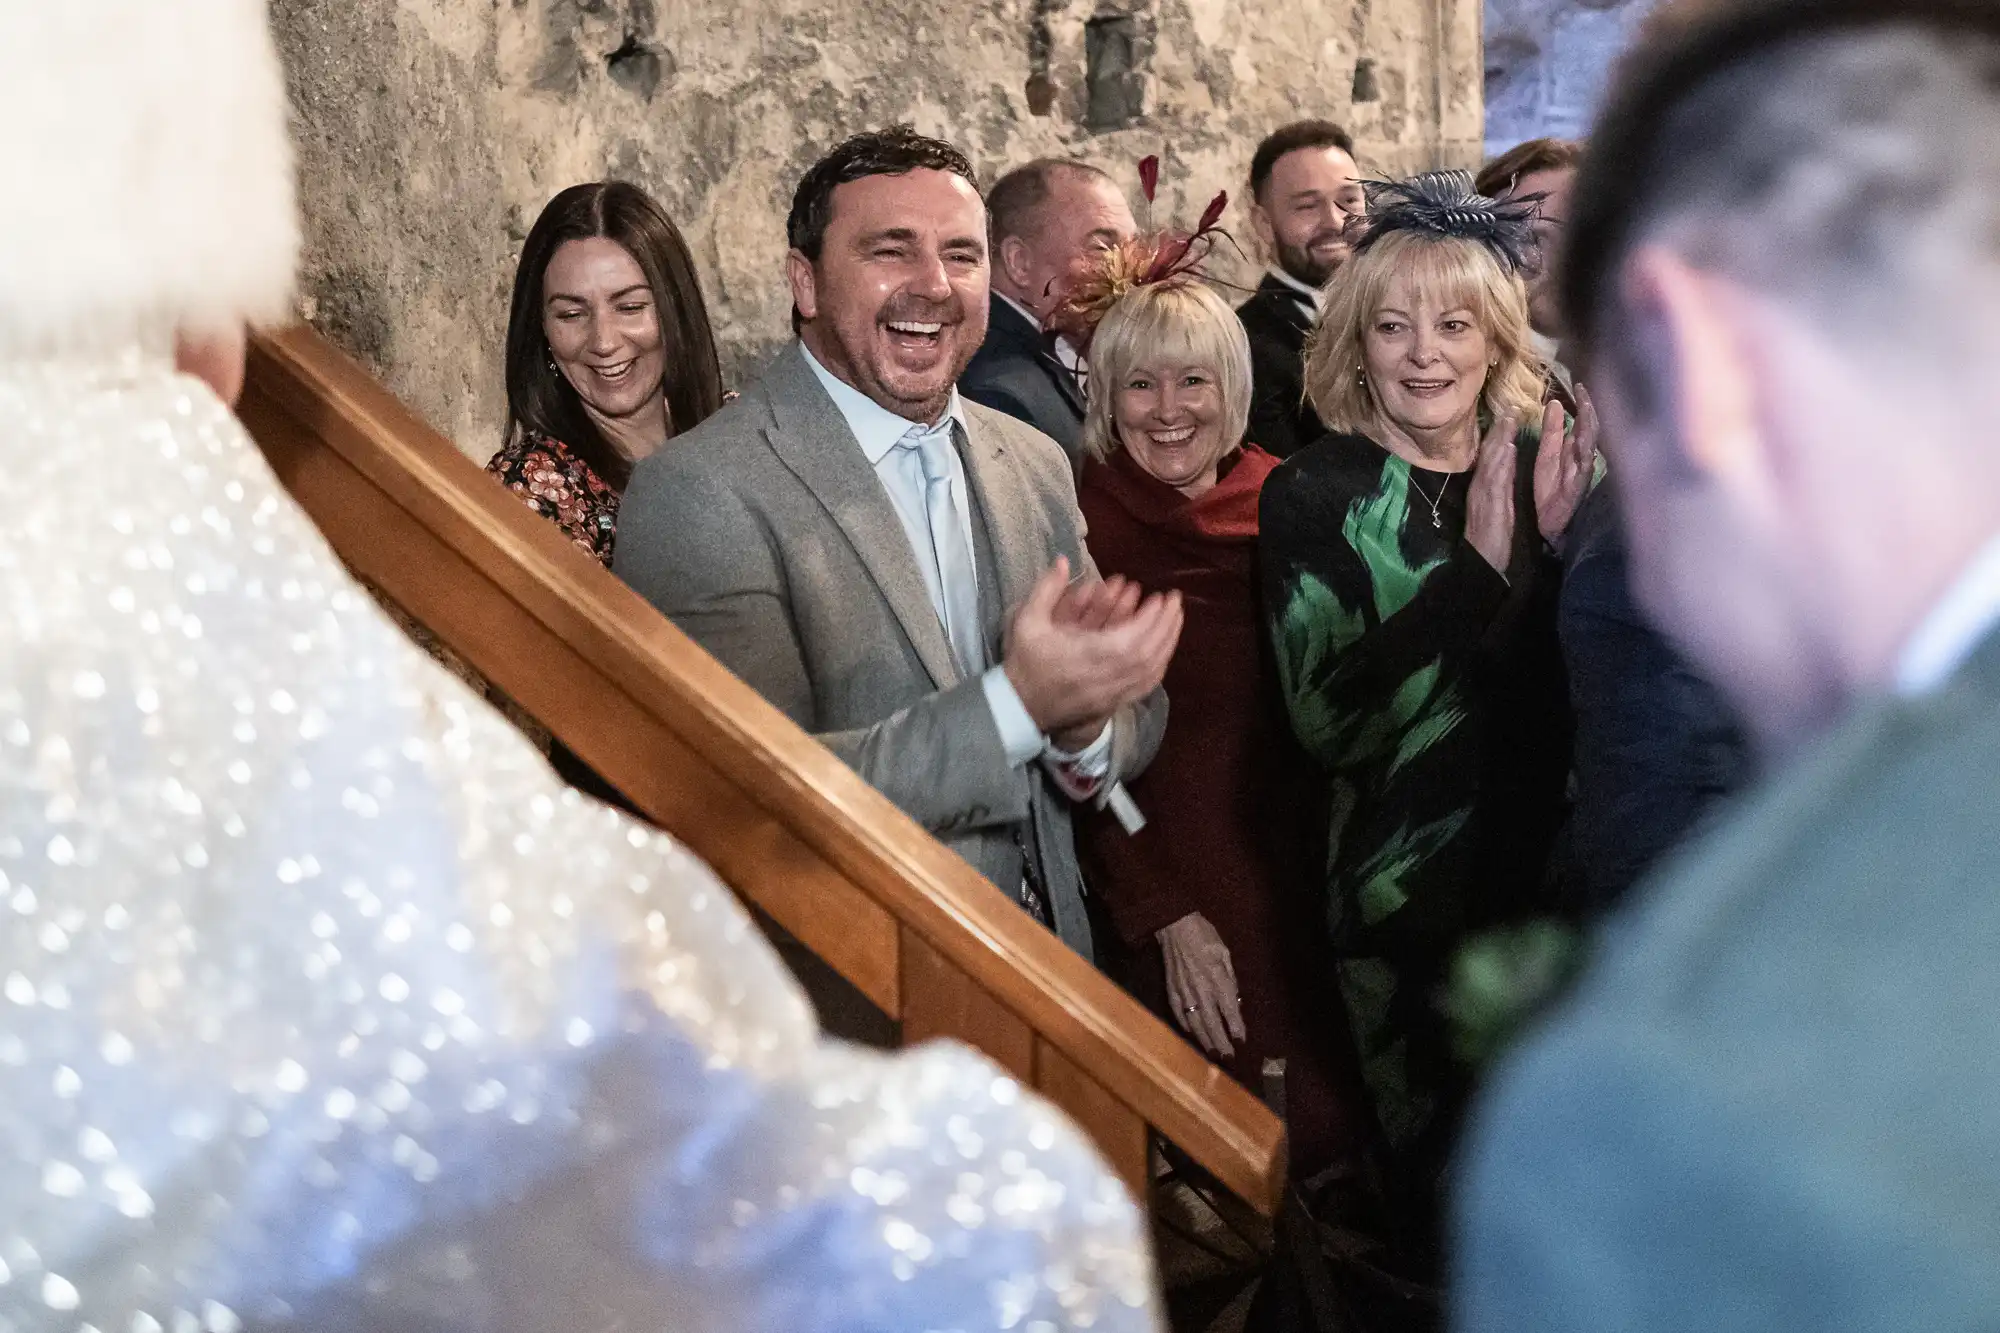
489;180;725;564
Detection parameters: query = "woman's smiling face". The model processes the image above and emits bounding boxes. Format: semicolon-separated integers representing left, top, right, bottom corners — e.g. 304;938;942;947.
1362;269;1493;441
1114;357;1231;498
542;237;667;443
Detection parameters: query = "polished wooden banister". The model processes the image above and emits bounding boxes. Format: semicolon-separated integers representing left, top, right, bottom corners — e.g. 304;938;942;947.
238;324;1287;1215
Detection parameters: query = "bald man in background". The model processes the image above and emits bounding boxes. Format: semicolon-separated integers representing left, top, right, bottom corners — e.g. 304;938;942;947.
960;159;1136;463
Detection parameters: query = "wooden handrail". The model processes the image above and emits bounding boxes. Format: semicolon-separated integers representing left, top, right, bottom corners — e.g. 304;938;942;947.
238;325;1287;1215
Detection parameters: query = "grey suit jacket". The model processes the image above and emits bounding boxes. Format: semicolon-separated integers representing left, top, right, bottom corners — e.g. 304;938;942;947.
614;341;1166;959
1454;628;2000;1332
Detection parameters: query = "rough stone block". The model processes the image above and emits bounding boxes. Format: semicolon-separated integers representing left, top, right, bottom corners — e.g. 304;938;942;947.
274;0;1484;458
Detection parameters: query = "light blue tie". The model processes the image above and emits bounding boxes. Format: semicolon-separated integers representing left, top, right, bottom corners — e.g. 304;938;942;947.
906;423;985;678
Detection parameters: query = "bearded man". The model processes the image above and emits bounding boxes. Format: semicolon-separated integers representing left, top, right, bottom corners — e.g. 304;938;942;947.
1236;120;1367;457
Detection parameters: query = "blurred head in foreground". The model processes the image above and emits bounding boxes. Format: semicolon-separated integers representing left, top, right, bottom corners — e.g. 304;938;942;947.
1566;0;2000;755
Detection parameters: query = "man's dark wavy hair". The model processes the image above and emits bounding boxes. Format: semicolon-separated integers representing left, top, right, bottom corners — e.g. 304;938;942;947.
1562;0;2000;357
787;125;980;262
784;126;980;332
1248;119;1356;204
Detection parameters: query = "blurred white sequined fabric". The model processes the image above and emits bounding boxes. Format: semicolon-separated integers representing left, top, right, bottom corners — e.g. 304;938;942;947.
0;350;1161;1333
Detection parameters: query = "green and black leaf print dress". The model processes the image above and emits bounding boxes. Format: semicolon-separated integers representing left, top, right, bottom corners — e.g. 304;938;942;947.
1260;428;1572;1189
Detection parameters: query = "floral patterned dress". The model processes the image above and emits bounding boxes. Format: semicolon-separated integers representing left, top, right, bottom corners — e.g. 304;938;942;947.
486;433;621;566
483;430;657;809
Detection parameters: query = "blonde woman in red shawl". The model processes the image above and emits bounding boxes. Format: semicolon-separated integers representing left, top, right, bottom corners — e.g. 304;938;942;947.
1056;250;1370;1191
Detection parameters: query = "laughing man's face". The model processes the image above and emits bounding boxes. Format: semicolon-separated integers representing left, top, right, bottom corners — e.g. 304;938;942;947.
791;168;991;424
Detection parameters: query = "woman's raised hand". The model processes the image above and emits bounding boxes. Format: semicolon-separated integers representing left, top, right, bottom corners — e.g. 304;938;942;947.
1534;386;1600;545
1465;409;1520;577
1158;912;1245;1061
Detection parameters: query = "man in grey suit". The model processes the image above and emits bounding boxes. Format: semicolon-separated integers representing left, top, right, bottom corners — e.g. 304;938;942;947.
616;127;1179;964
1453;2;2000;1329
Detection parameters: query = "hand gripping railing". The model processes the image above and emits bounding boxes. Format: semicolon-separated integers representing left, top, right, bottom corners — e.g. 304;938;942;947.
237;324;1287;1215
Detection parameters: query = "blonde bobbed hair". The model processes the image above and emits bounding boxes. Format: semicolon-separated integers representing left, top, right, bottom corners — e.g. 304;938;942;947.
1303;229;1546;436
1080;279;1254;464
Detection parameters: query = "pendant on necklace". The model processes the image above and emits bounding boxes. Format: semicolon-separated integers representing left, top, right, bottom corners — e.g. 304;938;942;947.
1430;510;1442;529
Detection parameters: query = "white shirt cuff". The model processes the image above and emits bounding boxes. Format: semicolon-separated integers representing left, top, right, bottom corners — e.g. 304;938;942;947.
981;666;1047;768
1041;720;1114;804
1044;720;1113;776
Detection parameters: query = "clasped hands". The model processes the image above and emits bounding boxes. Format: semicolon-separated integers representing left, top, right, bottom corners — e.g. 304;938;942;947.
1002;556;1183;753
1463;386;1601;576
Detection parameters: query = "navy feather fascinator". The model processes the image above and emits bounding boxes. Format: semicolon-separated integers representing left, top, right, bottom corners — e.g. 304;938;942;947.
1354;169;1543;273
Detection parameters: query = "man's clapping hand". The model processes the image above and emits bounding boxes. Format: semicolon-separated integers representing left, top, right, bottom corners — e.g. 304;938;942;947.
1004;558;1182;750
1051;570;1144;632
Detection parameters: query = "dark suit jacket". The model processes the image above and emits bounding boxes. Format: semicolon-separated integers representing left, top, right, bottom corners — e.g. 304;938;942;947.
1559;478;1751;915
1457;625;2000;1332
1237;273;1326;459
959;295;1085;464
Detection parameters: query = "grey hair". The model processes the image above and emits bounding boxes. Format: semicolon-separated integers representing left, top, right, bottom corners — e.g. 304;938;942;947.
1601;25;2000;410
987;159;1119;246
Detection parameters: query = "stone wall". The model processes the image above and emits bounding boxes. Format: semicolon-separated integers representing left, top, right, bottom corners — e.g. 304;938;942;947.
1483;0;1654;154
274;0;1481;459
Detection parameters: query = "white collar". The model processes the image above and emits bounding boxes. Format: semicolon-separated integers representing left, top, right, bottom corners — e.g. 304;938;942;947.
994;291;1042;331
1267;266;1323;310
799;339;967;467
995;291;1085;369
1894;531;2000;697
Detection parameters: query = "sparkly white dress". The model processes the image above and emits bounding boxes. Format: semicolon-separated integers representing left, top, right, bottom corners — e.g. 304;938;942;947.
0;350;1161;1332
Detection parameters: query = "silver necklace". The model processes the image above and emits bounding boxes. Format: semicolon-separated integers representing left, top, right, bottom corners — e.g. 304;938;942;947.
1410;468;1450;528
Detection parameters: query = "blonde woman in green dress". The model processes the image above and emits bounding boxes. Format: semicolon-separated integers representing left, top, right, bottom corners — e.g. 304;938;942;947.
1259;171;1598;1254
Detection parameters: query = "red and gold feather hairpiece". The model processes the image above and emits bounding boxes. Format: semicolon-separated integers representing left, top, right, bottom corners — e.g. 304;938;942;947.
1044;156;1231;357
